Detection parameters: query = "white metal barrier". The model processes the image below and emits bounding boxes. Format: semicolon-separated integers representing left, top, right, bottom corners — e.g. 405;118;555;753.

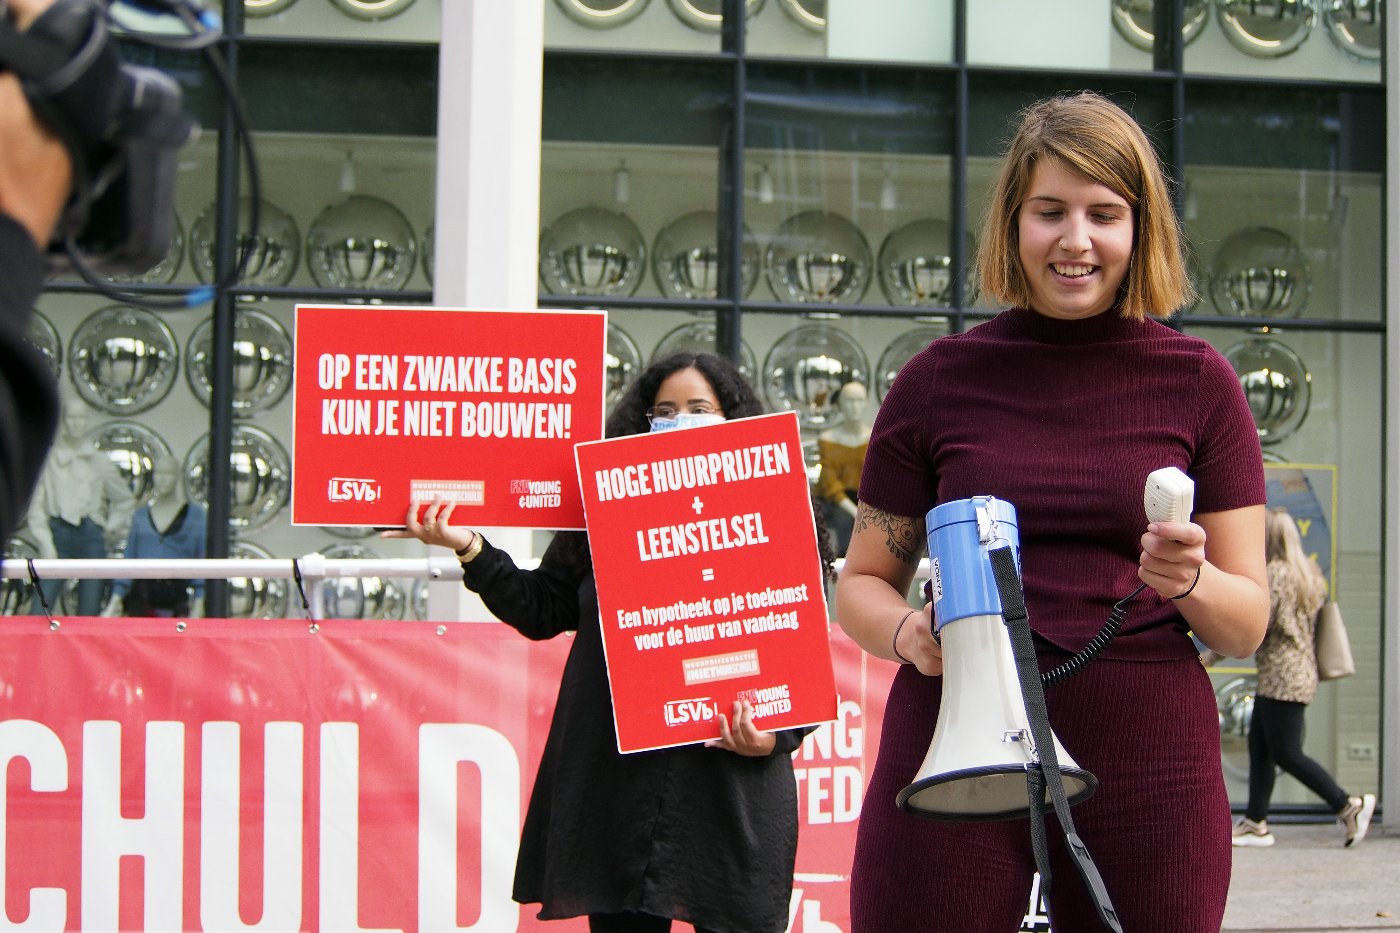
0;556;467;621
0;556;918;621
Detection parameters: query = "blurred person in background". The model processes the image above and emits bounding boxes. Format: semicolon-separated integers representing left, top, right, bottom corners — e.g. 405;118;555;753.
1225;507;1375;849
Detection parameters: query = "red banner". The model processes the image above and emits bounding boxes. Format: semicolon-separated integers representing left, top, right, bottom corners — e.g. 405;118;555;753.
291;305;607;529
575;413;837;752
0;615;893;932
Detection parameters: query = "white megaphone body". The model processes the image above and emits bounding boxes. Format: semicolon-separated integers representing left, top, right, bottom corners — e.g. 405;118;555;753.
896;496;1097;820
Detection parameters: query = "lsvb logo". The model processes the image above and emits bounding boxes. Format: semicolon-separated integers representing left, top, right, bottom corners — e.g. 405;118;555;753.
663;697;718;726
328;477;381;502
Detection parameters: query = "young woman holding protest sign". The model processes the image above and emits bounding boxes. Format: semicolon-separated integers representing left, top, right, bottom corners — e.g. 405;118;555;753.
384;351;833;933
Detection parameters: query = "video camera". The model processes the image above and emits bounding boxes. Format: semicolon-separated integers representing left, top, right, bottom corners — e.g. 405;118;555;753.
0;0;197;277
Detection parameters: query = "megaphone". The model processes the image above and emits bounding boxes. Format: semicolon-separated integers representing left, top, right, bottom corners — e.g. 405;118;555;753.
897;496;1097;819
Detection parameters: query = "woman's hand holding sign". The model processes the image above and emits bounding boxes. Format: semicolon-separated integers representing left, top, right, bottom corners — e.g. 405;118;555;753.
381;497;480;559
705;700;777;757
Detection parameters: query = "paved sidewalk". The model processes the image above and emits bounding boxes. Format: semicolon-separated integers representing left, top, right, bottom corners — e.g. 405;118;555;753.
1224;820;1399;932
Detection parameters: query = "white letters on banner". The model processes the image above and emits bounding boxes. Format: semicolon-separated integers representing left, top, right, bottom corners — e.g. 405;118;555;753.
83;721;185;931
418;724;522;932
793;699;864;825
201;721;304;931
0;719;522;932
0;720;68;932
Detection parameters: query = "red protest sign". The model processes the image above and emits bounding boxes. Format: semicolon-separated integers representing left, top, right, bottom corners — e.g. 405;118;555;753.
292;305;606;529
575;412;837;753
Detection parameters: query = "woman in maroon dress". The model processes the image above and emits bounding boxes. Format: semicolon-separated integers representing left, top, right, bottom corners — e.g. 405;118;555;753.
834;91;1269;932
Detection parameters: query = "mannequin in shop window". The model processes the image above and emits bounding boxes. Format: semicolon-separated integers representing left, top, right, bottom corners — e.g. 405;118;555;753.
815;380;871;556
26;392;135;615
103;452;206;618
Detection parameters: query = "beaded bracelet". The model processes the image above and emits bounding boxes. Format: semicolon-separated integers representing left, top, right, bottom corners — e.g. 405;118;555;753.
1171;566;1201;600
892;609;918;664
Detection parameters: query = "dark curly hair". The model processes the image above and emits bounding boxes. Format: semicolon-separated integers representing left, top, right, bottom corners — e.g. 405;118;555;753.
604;350;835;581
606;351;764;439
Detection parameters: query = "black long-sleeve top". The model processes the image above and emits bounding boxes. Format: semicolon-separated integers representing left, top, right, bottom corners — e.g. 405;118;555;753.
462;530;809;933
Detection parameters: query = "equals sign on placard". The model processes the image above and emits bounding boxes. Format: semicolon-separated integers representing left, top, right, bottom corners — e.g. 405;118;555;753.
701;568;715;582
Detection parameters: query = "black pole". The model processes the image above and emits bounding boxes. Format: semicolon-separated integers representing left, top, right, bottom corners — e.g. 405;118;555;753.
202;0;246;615
951;0;969;333
715;0;746;364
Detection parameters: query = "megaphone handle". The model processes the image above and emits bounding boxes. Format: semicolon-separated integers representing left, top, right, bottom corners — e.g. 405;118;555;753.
1065;832;1123;933
988;547;1123;933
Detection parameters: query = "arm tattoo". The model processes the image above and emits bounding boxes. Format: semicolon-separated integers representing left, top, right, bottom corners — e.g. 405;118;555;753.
854;504;924;567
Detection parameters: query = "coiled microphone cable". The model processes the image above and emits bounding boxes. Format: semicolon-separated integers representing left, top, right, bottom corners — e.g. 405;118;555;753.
1040;583;1148;687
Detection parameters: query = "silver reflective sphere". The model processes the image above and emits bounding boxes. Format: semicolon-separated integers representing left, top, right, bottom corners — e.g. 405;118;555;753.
606;323;643;406
306;195;418;291
652;320;758;383
651;210;760;299
90;421;174;503
324;525;376;540
764;211;872;305
26;310;61;378
317;543;407;620
185;426;291;530
1322;0;1382;61
1110;0;1209;51
1;537;39;615
421;222;434;285
874;323;950;402
228;540;291;619
411;578;428;621
553;0;651;28
1217;676;1256;739
540;207;647;297
106;213;184;286
329;0;417;19
1224;338;1312;444
185;308;294;417
1182;241;1207;312
244;0;299;15
1208;227;1311;318
68;305;179;415
191;197;300;288
799;431;822;478
876;218;971;307
1216;0;1316;57
761;323;870;431
778;0;824;32
666;0;764;31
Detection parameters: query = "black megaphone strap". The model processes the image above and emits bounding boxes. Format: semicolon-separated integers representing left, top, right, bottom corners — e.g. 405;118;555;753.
987;545;1122;933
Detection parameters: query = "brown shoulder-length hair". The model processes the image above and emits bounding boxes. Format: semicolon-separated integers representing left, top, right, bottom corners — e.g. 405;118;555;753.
976;91;1194;321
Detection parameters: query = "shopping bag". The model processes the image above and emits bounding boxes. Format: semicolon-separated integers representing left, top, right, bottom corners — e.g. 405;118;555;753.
1314;600;1355;681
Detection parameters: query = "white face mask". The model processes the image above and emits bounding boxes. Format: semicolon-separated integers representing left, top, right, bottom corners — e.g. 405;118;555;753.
649;412;726;433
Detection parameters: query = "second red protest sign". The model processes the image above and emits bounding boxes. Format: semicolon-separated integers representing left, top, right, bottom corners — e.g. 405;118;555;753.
575;412;838;753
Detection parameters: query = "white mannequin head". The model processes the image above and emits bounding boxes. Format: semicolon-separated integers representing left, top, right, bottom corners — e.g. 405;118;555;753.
59;392;92;442
836;381;868;425
149;453;180;502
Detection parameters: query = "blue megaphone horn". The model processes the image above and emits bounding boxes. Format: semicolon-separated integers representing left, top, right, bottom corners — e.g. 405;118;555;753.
896;496;1097;819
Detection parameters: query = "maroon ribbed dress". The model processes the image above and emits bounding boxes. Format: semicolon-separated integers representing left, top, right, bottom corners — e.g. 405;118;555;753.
852;307;1264;932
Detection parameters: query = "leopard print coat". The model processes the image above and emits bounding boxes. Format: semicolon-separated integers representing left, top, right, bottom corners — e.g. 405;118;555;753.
1255;560;1327;704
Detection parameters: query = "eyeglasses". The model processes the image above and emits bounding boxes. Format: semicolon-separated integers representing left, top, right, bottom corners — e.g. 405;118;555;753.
646;402;719;422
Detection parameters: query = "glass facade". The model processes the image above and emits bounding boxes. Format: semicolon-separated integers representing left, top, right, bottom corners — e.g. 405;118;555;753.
11;0;1387;812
